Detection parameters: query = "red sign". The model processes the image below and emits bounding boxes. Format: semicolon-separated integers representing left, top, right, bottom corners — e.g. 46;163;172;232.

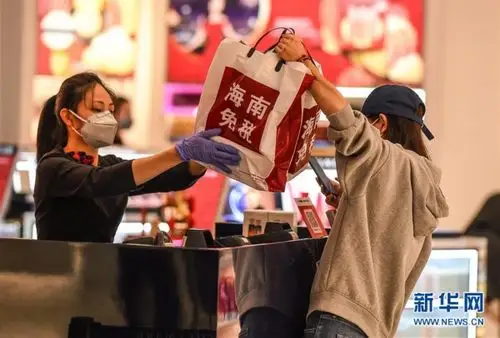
295;197;327;238
205;67;279;153
184;170;227;232
167;0;423;87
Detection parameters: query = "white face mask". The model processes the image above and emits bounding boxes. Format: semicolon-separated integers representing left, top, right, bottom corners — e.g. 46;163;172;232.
69;110;118;148
370;117;383;136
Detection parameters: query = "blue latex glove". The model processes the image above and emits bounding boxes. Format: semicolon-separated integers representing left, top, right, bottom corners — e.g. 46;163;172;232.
176;129;241;174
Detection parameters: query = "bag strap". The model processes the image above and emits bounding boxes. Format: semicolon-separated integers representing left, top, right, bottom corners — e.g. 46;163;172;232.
246;27;295;58
299;41;317;70
246;27;317;73
272;33;316;72
263;29;294;54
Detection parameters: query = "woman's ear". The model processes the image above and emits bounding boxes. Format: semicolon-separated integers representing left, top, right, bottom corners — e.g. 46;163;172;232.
59;108;82;130
379;113;389;135
59;108;72;127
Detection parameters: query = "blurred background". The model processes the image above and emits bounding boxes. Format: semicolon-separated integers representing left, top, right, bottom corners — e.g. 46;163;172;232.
0;0;497;244
1;1;500;336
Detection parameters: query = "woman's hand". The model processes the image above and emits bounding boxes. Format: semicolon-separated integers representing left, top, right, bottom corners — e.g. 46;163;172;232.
176;129;241;174
275;33;308;62
130;130;238;188
317;178;343;209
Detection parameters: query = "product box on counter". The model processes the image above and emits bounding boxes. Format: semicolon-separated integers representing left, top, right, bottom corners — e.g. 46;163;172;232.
243;210;297;237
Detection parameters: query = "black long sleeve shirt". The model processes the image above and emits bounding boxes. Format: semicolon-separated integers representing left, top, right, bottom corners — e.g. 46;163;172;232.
34;149;203;243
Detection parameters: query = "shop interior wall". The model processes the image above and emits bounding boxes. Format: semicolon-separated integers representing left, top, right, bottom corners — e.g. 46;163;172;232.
0;0;36;147
425;0;500;231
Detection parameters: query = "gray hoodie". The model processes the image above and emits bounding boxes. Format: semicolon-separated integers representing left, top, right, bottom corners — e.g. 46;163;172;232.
308;105;449;337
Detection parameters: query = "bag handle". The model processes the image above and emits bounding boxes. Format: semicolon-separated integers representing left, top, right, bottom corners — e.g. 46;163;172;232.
245;27;295;72
246;27;295;58
245;27;316;73
271;32;316;72
299;42;316;66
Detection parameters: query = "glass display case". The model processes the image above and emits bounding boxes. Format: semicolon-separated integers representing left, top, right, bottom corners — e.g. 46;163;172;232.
397;237;488;338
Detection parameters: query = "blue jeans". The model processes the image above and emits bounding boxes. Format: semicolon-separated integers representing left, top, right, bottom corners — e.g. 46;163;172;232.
238;307;301;338
303;311;368;338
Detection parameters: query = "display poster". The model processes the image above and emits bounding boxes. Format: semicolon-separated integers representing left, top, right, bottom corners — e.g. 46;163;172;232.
166;0;424;87
36;0;139;77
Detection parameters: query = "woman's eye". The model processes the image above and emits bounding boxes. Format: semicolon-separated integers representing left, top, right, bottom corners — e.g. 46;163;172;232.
92;108;103;113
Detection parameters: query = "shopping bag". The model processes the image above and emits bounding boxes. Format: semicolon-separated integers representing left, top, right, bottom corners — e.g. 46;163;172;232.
287;87;321;180
195;29;320;191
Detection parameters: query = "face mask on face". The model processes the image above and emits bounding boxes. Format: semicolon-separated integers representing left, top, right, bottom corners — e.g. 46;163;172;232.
370;117;384;137
69;110;118;148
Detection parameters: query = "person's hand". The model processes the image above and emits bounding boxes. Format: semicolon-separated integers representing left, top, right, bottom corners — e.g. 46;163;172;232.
275;33;308;62
176;129;241;174
317;177;343;209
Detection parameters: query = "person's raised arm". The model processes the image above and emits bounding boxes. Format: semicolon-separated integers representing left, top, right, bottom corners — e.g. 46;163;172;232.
276;34;348;117
275;34;389;185
276;34;384;153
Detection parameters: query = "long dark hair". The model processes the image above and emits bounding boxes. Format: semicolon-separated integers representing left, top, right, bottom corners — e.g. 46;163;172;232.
371;106;430;159
36;72;116;162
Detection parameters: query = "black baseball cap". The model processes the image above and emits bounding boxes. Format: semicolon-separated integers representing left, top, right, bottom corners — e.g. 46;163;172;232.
361;85;434;140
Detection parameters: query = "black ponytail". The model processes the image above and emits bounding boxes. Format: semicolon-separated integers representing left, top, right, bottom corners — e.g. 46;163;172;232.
36;95;61;162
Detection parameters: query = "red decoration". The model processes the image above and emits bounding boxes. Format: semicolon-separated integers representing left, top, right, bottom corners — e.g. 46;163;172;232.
167;0;423;87
66;151;94;166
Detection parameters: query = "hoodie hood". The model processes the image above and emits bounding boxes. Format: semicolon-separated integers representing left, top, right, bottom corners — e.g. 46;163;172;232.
411;157;449;236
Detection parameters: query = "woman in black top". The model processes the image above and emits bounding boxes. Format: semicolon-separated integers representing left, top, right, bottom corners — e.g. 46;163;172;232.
34;72;240;243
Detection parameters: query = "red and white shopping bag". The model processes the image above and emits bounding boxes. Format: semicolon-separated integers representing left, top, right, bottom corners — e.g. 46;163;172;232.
195;30;321;192
287;91;321;179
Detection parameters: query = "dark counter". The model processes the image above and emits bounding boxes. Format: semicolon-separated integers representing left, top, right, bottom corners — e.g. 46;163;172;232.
0;237;325;338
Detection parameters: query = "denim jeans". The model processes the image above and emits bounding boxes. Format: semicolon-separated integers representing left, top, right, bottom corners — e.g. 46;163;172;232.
238;307;302;338
303;311;368;338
